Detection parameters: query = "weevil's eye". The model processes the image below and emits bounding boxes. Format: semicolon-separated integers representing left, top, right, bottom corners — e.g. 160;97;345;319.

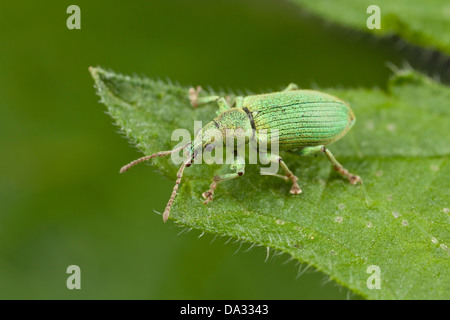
204;143;215;152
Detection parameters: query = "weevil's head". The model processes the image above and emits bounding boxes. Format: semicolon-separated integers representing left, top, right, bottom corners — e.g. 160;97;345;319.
185;121;223;165
185;110;255;165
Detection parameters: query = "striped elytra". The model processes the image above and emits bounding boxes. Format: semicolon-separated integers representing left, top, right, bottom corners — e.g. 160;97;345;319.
243;90;355;150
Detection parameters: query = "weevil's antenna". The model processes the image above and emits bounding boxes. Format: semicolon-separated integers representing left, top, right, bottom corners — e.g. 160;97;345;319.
119;143;190;173
163;157;191;222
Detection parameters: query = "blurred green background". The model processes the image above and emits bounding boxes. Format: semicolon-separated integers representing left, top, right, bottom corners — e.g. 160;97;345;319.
0;0;418;299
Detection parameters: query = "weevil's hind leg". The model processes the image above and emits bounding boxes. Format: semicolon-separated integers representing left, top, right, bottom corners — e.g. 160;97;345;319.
189;86;233;114
292;145;361;184
322;147;361;184
291;145;323;157
261;153;301;194
203;157;245;204
282;83;299;92
269;174;290;182
279;158;302;194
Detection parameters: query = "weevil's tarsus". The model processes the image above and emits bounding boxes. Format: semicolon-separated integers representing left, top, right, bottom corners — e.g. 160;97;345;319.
189;86;240;114
189;86;225;109
188;86;202;107
163;157;191;222
260;153;302;194
203;157;245;204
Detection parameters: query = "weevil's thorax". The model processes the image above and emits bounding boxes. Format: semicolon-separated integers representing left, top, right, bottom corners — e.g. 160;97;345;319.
213;108;254;146
189;109;254;159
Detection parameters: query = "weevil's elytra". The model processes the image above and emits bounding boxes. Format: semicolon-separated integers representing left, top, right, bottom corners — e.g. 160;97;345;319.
244;90;356;150
120;84;362;222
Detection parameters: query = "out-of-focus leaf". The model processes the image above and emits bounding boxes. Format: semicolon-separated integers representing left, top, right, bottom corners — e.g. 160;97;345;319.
290;0;450;55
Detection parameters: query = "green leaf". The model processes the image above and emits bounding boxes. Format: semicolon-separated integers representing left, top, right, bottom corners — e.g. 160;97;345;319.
90;66;450;299
289;0;450;55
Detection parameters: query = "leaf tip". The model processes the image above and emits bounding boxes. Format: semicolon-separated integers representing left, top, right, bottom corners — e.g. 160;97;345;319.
89;66;103;82
88;66;97;75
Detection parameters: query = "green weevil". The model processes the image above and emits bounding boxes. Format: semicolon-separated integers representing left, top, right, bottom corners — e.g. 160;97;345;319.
120;83;361;222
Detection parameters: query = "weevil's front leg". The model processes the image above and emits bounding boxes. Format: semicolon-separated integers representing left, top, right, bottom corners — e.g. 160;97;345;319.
202;157;245;204
282;83;299;92
189;86;232;114
261;153;301;194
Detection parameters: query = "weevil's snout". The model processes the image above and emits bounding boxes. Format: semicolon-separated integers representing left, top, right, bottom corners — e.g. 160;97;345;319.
201;122;223;148
184;143;197;167
186;121;222;166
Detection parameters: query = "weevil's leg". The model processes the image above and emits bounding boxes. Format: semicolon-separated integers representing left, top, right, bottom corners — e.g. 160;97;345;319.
294;145;323;156
189;86;231;114
214;97;232;114
269;173;290;182
291;146;361;184
234;96;244;109
189;86;202;106
261;153;301;194
279;157;302;194
320;146;361;184
202;157;245;204
189;86;220;107
282;83;299;92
